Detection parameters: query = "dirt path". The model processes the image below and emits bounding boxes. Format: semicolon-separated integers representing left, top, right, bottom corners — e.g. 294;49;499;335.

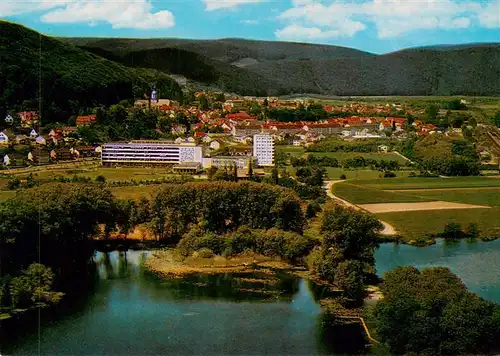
324;180;397;236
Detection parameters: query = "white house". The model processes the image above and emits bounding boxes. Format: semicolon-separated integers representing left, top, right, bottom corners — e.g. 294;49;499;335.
209;140;221;150
35;136;46;145
5;115;13;124
0;132;9;144
29;129;37;138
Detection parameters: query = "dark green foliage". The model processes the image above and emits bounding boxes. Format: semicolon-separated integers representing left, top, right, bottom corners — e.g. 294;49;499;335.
465;222;480;238
340;174;347;180
492;111;500;128
149;182;305;240
65;37;500;96
442;221;463;239
7;177;20;190
178;226;316;263
95;175;106;183
0;21;182;123
446;99;467;110
310;203;383;302
0;183;117;276
374;266;500;355
383;171;397;178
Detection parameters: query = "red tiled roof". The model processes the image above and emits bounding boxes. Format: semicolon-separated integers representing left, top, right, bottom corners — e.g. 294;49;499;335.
76;115;97;126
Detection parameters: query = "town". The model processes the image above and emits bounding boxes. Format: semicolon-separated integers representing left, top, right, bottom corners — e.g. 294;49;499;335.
0;92;459;172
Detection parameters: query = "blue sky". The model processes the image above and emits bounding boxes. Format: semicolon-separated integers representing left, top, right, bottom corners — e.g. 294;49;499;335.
1;0;499;53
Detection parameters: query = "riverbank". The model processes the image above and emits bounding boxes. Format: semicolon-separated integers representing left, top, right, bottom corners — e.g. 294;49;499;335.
144;249;305;278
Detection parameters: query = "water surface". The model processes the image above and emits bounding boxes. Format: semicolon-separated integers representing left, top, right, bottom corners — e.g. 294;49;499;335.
3;250;366;355
376;239;500;303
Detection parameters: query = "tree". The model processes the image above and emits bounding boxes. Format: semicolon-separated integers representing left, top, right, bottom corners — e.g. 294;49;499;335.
374;266;500;355
465;222;480;238
443;221;463;239
492;111;500;128
199;95;209;110
247;159;254;178
95;175;106;183
305;203;316;219
263;98;269;107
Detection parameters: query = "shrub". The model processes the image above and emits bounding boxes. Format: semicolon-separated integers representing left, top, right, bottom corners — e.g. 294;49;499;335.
95;175;106;183
7;177;21;190
305;203;316;218
465;223;480;238
340;174;347;180
442;221;463;239
383;171;397;178
196;248;214;259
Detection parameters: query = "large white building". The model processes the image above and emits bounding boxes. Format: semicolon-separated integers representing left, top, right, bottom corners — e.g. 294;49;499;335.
252;135;274;166
101;141;203;166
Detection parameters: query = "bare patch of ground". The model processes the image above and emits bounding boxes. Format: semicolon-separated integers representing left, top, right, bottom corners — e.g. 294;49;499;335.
359;201;491;213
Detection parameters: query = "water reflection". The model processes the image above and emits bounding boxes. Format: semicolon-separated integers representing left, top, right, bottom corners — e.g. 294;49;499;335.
2;250;368;356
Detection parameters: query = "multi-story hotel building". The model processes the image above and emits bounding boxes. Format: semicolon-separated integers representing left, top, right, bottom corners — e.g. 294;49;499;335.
101;141;203;166
252;135;274;166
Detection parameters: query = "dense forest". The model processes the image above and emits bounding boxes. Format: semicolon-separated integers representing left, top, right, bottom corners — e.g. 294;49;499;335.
0;21;183;124
66;36;500;96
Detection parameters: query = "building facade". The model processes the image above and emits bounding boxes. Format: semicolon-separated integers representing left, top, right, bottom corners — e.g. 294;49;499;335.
210;156;255;170
253;135;274;166
101;141;203;166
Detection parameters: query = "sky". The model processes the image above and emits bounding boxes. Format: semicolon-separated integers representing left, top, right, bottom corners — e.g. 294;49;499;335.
0;0;499;53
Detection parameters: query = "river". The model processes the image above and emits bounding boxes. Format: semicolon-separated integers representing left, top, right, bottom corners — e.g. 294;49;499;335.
375;238;500;303
1;250;367;356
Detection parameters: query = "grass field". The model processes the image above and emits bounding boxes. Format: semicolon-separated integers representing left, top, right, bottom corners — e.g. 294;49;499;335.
353;177;500;190
13;167;178;183
276;145;305;156
332;175;500;240
308;151;409;165
377;208;500;239
402;188;500;207
0;190;16;202
285;166;410;180
333;182;431;204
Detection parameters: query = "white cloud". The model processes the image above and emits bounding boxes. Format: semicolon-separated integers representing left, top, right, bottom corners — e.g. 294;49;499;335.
241;19;259;24
1;0;175;30
276;0;500;40
276;24;345;40
40;0;174;29
0;0;74;17
477;0;500;28
203;0;266;11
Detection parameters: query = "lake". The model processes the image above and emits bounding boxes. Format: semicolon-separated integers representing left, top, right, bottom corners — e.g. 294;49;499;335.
375;238;500;303
1;250;367;355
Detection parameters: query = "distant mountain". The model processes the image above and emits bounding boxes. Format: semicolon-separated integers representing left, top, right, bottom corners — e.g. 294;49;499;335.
64;36;500;97
0;21;183;123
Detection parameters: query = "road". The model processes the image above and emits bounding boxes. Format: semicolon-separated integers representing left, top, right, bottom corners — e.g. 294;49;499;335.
324;180;397;236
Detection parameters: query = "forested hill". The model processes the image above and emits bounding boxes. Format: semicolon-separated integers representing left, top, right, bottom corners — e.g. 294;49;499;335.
67;36;500;97
0;21;183;123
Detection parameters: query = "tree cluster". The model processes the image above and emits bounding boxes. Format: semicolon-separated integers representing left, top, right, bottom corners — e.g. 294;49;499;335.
374;266;500;355
177;226;317;263
310;203;383;302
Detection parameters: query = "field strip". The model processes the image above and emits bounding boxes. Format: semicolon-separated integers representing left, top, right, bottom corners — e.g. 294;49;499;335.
359;201;491;213
325;180;397;235
384;187;500;192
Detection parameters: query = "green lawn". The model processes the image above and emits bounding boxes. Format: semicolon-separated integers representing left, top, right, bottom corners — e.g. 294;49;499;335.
285;166;410;180
308;152;409;165
0;190;17;202
276;145;306;157
377;208;500;240
402;188;500;207
333;182;432;204
354;177;500;190
18;167;177;183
